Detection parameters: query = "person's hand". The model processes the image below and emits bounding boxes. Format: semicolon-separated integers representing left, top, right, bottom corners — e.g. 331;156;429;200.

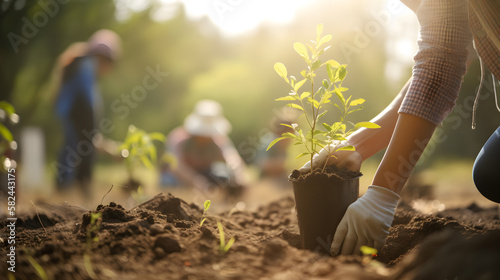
299;141;363;173
331;185;400;255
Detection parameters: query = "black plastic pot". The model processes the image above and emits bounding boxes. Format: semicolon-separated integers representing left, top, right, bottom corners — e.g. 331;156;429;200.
290;168;360;255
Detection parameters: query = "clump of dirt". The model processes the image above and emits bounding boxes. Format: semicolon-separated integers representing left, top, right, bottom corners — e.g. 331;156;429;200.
2;193;499;280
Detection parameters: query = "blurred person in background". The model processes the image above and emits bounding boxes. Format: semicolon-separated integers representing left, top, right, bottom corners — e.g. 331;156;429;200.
301;0;500;255
161;99;247;198
54;29;121;198
256;106;298;183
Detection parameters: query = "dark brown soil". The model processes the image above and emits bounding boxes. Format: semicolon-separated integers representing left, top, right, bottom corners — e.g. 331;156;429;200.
289;165;363;182
2;193;500;280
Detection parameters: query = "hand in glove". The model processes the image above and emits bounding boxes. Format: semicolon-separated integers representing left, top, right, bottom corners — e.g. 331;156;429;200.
299;141;363;173
331;185;400;255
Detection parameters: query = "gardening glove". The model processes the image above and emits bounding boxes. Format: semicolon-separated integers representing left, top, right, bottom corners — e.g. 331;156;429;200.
299;141;362;173
331;185;400;255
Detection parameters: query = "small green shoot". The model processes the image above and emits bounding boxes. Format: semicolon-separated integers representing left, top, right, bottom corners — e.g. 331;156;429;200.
24;248;48;280
360;245;379;266
217;221;235;254
119;124;166;184
84;212;102;279
200;200;211;227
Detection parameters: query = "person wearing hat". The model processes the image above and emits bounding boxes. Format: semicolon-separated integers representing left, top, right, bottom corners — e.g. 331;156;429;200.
161;100;247;197
54;29;121;197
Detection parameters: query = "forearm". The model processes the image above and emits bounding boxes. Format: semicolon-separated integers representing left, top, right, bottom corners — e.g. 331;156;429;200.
372;113;436;194
348;78;411;160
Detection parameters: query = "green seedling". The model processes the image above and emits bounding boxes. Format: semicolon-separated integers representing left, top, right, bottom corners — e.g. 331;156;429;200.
119;124;166;187
217;221;235;254
24;248;48;280
360;245;384;268
268;24;380;174
200;200;211;227
84;212;101;279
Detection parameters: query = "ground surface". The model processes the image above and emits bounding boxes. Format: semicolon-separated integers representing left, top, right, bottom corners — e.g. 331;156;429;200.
2;190;500;280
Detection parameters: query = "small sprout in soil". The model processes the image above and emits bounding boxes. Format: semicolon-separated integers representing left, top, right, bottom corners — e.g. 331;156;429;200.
200;200;211;227
360;245;381;266
24;248;48;280
217;221;235;254
84;212;102;279
86;212;102;249
268;24;380;174
119;124;166;189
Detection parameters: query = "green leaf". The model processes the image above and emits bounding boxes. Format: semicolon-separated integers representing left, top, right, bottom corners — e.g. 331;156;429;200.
149;132;166;142
275;96;297;101
300;91;310;100
266;137;287;151
336;145;355;152
217;222;225;249
354;122;381;129
280;123;293;129
140;155;153;169
350;98;365;106
295;152;309;159
322;123;332;132
224;237;235;253
338;66;347;81
360;246;378;256
327;64;335;83
283;132;299;139
317;110;328;121
287;103;304;111
311;59;321;71
347;106;364;115
318;34;332;48
294;79;307;92
0;101;15;116
316;24;324;38
0;123;13;142
293;42;309;60
331;134;347;141
322;59;341;68
300;70;307;79
204;200;211;211
334;87;346;106
274;62;287;78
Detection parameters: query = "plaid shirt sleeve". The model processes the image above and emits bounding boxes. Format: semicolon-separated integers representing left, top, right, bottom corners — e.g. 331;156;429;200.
398;0;473;125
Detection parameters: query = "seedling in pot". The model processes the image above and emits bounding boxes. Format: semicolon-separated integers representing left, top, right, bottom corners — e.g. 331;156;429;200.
217;221;235;254
200;200;211;227
268;24;379;174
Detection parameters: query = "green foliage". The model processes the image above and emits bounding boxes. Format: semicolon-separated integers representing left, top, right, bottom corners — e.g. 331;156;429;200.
119;125;166;180
200;200;211;227
217;221;235;254
0;101;18;172
268;24;380;173
86;212;102;248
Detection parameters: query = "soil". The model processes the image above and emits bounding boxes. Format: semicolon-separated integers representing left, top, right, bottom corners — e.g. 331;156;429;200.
289;165;363;182
2;193;500;280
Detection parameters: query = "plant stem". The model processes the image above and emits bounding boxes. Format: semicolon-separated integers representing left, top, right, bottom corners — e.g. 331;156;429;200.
310;78;315;174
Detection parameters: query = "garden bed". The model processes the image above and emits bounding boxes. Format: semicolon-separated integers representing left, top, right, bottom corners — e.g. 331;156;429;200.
2;193;500;279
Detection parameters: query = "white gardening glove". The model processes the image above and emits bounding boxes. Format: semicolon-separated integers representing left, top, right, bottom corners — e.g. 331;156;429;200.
299;142;362;173
331;185;400;255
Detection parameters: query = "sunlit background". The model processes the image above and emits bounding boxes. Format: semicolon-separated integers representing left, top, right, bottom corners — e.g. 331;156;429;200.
1;0;498;212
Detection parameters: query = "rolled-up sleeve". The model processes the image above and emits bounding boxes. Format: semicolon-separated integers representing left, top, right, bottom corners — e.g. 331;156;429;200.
399;0;473;125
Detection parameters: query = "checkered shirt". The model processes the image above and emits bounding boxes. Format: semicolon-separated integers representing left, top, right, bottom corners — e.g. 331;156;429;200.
399;0;500;125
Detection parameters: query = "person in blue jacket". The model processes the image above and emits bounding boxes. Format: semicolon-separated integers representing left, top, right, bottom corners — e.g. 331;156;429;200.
54;29;121;197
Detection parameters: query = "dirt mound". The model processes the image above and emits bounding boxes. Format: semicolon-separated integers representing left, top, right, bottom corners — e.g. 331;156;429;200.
2;193;499;280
